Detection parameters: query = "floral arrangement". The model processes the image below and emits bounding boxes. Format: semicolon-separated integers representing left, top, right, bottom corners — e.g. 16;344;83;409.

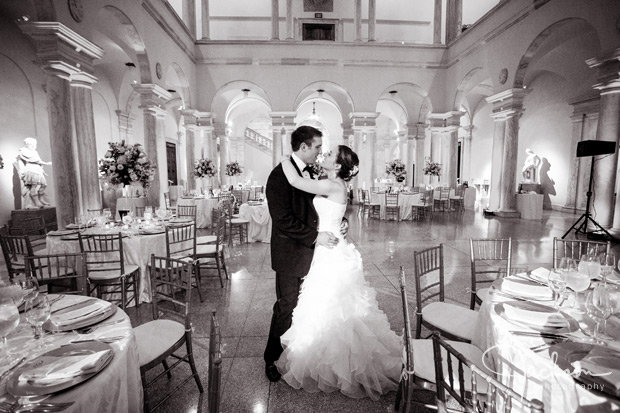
194;158;216;178
225;161;243;176
423;161;441;176
98;141;156;188
386;159;406;181
0;155;3;169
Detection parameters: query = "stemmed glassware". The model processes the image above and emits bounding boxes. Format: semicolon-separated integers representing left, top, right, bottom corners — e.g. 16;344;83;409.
25;295;51;349
559;257;590;311
585;284;613;343
578;254;601;279
547;269;567;309
0;296;20;364
599;253;616;285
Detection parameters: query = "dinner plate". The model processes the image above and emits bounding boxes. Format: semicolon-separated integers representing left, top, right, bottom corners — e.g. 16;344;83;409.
44;299;117;332
494;279;554;301
7;342;114;396
543;341;620;398
494;301;579;334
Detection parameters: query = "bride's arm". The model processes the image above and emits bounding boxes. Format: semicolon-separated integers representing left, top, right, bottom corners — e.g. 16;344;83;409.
282;158;338;196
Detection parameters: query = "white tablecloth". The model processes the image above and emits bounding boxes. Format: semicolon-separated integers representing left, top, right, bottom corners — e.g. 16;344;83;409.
177;197;219;228
239;203;271;243
473;277;620;412
0;295;142;412
46;230;166;304
370;193;422;220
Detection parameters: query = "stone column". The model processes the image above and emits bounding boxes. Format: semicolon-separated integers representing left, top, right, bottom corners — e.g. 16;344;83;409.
182;110;199;191
411;123;426;186
351;112;379;184
433;0;442;44
354;0;362;42
201;0;210;40
486;89;526;216
271;0;280;41
133;84;172;207
563;97;599;213
19;21;104;227
586;50;620;230
368;0;376;42
116;110;135;143
271;112;296;156
446;0;462;44
187;0;196;38
428;112;461;187
406;131;416;185
71;77;101;213
462;124;473;184
285;0;293;41
214;122;227;187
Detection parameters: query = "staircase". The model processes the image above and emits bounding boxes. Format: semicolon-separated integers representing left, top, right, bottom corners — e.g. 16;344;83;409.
244;128;272;155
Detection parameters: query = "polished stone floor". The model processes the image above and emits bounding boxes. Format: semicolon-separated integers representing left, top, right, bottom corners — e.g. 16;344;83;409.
3;205;618;412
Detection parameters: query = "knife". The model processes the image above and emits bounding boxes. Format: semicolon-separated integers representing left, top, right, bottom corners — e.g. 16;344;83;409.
51;299;96;314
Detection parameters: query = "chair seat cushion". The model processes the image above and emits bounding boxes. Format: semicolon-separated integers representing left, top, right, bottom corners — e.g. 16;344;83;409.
88;264;139;281
197;235;217;244
134;319;186;367
230;218;249;225
422;302;478;341
196;244;221;256
412;339;489;393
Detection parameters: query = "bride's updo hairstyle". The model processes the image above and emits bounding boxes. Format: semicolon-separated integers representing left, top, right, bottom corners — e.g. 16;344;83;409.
336;145;359;182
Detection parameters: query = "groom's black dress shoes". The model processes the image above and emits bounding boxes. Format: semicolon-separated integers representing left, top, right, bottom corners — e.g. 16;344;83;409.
265;363;281;382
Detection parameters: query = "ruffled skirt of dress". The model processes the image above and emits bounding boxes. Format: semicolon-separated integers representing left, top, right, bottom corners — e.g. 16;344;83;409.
275;241;402;401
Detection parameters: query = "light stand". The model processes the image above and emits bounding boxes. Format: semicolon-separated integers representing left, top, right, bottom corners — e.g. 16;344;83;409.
562;156;617;240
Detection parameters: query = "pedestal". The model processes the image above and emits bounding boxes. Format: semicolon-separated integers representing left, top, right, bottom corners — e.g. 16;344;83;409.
515;193;543;220
518;183;541;194
11;207;58;232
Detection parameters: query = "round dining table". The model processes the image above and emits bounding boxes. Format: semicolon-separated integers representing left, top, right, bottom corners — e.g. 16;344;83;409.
176;197;219;228
0;294;142;412
473;272;620;412
238;202;271;242
369;192;422;220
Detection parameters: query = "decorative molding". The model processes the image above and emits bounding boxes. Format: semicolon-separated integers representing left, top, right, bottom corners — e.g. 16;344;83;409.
142;0;196;63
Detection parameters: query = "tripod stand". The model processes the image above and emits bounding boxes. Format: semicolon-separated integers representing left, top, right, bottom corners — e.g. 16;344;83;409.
562;156;617;240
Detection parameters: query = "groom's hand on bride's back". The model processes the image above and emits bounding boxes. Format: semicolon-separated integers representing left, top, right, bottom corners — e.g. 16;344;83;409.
316;231;339;248
340;217;349;239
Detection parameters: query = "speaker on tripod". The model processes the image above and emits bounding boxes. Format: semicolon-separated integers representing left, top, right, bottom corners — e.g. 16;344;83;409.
562;140;617;240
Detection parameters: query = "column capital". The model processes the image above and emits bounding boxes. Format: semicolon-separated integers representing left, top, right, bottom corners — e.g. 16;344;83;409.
350;112;379;128
213;121;227;136
568;95;600;120
269;111;297;126
18;21;103;78
133;84;172;109
486;88;527;120
428;111;463;130
586;47;620;93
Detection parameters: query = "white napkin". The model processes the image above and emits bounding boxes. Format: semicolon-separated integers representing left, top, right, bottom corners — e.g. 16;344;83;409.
501;276;553;300
530;267;552;284
19;350;113;385
51;301;109;326
503;302;568;328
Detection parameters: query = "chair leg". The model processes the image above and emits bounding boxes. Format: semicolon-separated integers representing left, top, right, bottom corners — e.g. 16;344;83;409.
193;265;204;303
120;276;127;311
415;314;422;339
141;370;149;413
215;256;224;288
186;337;204;393
162;360;172;379
221;251;229;279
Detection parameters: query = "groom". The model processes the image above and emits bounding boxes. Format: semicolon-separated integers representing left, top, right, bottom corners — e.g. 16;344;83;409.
264;125;339;382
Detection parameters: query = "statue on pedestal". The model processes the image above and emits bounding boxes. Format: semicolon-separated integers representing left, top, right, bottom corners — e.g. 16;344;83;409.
16;137;52;209
521;148;541;183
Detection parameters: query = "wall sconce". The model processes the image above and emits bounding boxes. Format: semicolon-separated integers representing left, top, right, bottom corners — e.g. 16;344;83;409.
362;132;367;145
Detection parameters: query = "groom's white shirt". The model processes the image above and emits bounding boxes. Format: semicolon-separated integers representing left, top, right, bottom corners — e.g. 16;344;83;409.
291;153;310;179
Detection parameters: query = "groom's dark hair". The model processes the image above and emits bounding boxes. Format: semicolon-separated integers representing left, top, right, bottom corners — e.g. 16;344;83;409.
291;126;322;152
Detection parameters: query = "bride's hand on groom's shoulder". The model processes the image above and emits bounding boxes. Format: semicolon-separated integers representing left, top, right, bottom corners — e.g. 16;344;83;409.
340;217;349;239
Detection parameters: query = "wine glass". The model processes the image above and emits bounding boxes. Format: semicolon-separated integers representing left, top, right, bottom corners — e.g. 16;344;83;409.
547;270;567;309
25;295;51;348
578;254;601;279
0;296;20;363
17;276;39;304
585;284;613;343
599;253;616;285
565;263;590;312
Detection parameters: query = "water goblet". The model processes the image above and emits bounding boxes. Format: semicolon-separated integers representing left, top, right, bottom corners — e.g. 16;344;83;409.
578;254;601;279
585;284;613;343
565;269;590;312
25;295;51;348
0;297;20;363
547;270;567;309
599;253;616;285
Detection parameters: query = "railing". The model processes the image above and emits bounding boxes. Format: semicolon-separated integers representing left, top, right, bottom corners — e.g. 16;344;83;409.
244;128;272;151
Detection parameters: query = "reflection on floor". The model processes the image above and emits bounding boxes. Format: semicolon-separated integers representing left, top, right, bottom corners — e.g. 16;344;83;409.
4;205;618;412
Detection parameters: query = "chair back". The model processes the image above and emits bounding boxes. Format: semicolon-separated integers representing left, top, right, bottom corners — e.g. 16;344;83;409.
25;252;87;295
414;244;445;313
395;266;416;413
0;234;35;280
231;189;243;203
165;222;196;260
432;332;544;413
208;310;222;413
440;187;451;200
10;216;47;237
78;233;126;276
177;205;197;221
386;192;399;207
148;255;193;328
552;237;609;269
470;238;512;280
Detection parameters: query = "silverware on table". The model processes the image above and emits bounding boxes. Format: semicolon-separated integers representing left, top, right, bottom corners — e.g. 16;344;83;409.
74;319;123;335
68;336;125;344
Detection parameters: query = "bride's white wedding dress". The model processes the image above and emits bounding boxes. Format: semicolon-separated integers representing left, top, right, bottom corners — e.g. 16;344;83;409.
275;196;402;401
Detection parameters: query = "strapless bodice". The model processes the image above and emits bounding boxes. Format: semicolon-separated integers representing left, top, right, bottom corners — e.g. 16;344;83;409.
313;196;347;239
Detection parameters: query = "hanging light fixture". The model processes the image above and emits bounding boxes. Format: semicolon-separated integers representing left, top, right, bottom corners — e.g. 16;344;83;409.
309;102;320;120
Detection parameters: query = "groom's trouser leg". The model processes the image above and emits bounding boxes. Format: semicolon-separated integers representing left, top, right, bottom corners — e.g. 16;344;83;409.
264;273;303;364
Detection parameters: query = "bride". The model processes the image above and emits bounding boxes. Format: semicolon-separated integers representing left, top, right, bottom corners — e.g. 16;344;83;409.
275;145;402;401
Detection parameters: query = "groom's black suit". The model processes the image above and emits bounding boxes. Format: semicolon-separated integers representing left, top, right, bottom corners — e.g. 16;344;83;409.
264;160;318;365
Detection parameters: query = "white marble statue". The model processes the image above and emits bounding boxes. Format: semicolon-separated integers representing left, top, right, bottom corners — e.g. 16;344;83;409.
16;137;52;209
521;148;541;183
